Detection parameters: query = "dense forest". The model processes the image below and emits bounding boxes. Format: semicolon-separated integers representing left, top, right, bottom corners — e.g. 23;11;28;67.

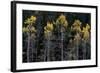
22;10;91;63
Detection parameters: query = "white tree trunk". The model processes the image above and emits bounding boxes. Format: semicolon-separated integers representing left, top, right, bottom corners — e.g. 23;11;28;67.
61;32;64;61
27;32;30;62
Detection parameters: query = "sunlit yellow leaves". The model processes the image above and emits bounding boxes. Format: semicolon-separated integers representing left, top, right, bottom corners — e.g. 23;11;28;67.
44;22;54;37
24;18;31;25
46;22;54;31
71;20;90;41
30;16;36;22
22;27;29;32
22;26;37;33
86;24;90;30
23;14;91;42
44;22;54;31
83;31;89;41
59;14;66;19
24;16;36;25
82;25;90;41
73;20;81;26
72;26;81;32
82;27;88;33
71;20;81;32
23;15;37;33
56;14;68;28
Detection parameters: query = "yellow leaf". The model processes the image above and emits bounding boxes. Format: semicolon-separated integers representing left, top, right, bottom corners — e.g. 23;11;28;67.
22;27;29;32
56;14;68;28
71;20;81;32
24;16;37;25
86;24;90;30
82;26;90;41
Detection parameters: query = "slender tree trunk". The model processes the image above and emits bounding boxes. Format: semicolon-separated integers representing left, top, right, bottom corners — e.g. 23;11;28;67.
44;44;47;61
27;32;30;62
75;43;79;60
47;39;50;61
61;32;64;61
47;32;51;61
35;41;37;62
83;40;86;59
31;37;35;62
31;46;33;61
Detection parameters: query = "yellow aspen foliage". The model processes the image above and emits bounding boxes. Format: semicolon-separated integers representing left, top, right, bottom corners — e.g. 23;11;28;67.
71;20;81;32
73;20;81;26
56;14;68;28
24;18;31;24
86;24;90;30
24;16;36;25
82;27;90;41
59;14;66;19
46;22;54;31
30;16;36;23
44;22;54;31
22;27;29;32
23;15;37;33
44;22;54;37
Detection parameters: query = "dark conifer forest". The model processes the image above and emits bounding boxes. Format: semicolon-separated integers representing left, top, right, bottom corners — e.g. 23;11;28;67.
22;10;91;63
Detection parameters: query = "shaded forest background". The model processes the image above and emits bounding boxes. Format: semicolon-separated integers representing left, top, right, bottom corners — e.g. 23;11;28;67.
22;10;91;63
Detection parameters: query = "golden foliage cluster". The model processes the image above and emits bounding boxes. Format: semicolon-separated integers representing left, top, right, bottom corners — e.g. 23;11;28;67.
71;20;82;32
82;24;90;41
44;22;54;37
56;14;68;28
24;16;36;25
22;14;91;41
23;16;37;33
71;20;90;41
